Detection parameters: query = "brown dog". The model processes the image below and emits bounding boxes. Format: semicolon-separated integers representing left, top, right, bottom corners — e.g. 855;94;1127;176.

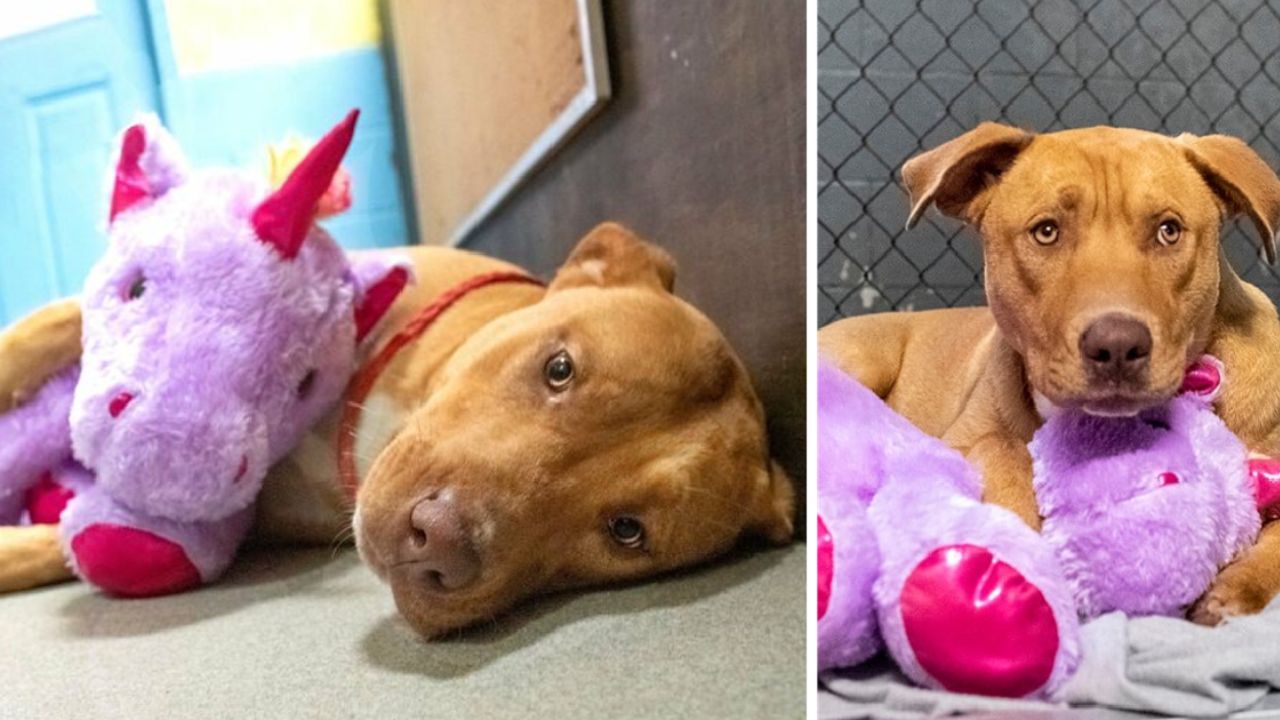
820;123;1280;624
0;223;794;636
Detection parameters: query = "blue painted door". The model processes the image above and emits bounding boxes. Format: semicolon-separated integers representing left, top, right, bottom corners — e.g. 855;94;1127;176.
0;1;160;324
145;0;411;253
0;2;410;326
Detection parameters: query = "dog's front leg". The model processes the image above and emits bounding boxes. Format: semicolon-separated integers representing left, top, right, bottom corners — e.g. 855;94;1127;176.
0;525;73;592
962;435;1043;532
943;385;1044;533
952;427;1039;530
1190;521;1280;625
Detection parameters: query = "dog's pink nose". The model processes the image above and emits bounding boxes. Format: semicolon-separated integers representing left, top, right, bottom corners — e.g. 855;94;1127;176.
108;392;135;418
402;490;481;591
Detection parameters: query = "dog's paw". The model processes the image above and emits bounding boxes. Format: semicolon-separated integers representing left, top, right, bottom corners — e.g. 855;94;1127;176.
1189;570;1272;626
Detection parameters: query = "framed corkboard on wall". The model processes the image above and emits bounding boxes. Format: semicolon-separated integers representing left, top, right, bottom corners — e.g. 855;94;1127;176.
388;0;610;245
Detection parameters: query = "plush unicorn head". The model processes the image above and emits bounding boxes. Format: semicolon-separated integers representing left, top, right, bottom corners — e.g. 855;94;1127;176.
69;110;408;523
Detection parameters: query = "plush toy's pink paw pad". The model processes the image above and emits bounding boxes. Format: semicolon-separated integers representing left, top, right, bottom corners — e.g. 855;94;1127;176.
1251;458;1280;521
901;544;1058;698
24;472;75;524
817;514;833;620
70;524;200;597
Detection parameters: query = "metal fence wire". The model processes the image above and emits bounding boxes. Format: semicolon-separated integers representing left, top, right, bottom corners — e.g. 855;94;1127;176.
818;0;1280;325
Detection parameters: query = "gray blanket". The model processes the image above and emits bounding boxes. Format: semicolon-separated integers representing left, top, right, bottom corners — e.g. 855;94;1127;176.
820;597;1280;719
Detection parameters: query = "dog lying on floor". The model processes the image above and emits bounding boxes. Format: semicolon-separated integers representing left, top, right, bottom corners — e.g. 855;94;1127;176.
820;122;1280;625
0;222;795;637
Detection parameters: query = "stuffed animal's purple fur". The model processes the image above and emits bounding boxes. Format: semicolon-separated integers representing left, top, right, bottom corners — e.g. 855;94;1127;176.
0;112;411;594
817;356;977;669
72;151;361;522
0;366;78;524
1033;395;1258;618
818;360;1080;698
820;355;1261;698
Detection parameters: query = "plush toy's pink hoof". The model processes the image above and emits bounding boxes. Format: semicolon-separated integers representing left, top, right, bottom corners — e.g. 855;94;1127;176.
817;514;833;620
900;544;1059;698
70;524;201;597
24;472;75;524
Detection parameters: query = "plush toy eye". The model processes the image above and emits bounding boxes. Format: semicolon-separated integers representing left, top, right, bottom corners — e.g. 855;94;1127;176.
125;276;147;301
608;516;645;549
1157;219;1182;246
544;350;574;390
1031;220;1059;246
296;369;316;398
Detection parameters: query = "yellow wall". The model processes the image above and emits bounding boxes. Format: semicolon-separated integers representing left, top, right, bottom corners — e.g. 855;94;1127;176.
165;0;380;74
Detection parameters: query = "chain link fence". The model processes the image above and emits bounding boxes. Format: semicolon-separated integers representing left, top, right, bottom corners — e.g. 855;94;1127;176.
818;0;1280;325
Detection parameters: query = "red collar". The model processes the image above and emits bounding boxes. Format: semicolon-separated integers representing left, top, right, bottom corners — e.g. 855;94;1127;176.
337;271;545;501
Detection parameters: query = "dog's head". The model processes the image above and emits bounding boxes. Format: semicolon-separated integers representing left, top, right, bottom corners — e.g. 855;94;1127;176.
904;123;1280;416
354;223;794;637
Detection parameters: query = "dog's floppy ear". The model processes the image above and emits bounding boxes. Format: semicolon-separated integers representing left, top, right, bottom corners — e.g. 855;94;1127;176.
549;222;677;293
901;122;1034;228
1176;133;1280;265
746;460;796;544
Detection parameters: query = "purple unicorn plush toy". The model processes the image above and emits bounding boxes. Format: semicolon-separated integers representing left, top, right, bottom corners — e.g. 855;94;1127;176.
817;359;1081;699
1033;356;1261;619
819;355;1275;699
0;110;411;597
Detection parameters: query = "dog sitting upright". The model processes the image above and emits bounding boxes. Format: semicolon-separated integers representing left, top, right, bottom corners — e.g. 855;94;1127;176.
0;223;795;637
820;122;1280;624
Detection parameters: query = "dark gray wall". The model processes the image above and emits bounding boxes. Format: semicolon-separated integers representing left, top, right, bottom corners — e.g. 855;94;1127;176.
459;2;807;515
819;0;1280;324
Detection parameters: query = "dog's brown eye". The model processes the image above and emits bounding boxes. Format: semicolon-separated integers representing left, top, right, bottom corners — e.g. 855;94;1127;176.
544;350;574;389
1158;219;1182;246
125;276;146;301
608;516;645;549
1031;221;1058;246
297;369;316;398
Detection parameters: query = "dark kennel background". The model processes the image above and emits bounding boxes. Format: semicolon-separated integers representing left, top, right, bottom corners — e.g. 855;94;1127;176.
818;0;1280;325
464;4;807;516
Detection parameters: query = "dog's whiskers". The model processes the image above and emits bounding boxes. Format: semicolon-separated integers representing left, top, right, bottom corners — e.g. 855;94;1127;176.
329;525;356;558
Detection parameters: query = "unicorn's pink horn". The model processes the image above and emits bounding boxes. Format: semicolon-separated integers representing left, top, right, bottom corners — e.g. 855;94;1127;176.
252;109;359;259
